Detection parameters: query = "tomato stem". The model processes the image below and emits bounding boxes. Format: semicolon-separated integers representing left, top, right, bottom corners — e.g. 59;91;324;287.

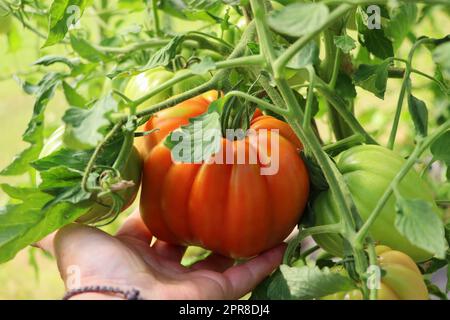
81;122;123;193
387;37;434;149
225;91;289;116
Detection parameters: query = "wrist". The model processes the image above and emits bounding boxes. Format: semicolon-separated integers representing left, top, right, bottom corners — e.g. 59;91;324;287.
63;286;143;300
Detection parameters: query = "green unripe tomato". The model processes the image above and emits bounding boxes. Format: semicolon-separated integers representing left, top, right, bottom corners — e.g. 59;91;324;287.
124;67;211;110
39;126;142;224
312;145;442;262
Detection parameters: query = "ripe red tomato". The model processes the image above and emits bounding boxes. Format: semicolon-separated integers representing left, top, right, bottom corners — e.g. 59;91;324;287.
139;95;309;258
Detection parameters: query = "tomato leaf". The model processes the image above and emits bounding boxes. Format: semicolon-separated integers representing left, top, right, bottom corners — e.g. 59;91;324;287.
33;55;76;68
62;94;118;150
1;73;61;176
433;42;450;81
189;56;216;75
395;196;447;260
144;35;184;71
164;112;222;163
385;3;418;51
356;7;394;59
70;33;110;63
430;131;450;165
407;93;428;137
260;265;356;300
353;59;390;99
62;81;87;108
43;0;90;47
334;35;356;54
0;185;92;264
268;3;329;37
285;41;319;70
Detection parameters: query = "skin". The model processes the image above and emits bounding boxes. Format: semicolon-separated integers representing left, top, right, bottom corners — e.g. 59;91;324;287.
37;210;285;300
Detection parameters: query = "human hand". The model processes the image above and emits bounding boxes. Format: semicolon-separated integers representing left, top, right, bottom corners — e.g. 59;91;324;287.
37;210;285;300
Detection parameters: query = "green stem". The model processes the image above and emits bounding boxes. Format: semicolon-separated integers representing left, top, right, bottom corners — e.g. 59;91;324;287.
367;241;378;300
387;37;434;150
303;66;316;129
323;133;365;154
225;91;289;116
150;0;161;37
92;39;169;54
273;4;353;79
131;54;263;110
81;122;123;192
355;120;450;245
112;129;134;172
315;77;377;145
283;224;343;265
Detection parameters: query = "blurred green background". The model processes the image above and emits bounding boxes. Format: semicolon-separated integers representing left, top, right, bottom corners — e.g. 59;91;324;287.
0;7;448;300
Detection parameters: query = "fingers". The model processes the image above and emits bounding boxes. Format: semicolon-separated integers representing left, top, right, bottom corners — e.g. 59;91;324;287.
152;240;187;263
191;253;235;273
34;232;57;255
223;244;286;299
116;209;153;244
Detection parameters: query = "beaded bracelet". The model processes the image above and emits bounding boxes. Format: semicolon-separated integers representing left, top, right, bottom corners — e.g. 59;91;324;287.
62;286;143;300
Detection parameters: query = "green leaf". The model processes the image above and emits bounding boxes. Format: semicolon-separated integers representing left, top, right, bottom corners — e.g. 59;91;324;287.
39;166;83;191
143;36;184;71
267;265;356;300
335;73;357;101
43;0;90;47
1;73;61;176
359;29;394;60
189;56;216;75
433;42;450;81
70;33;110;63
407;93;428;137
62;94;118;150
62;81;87;108
353;59;390;99
395;197;447;260
268;3;329;37
334;35;356;54
164;112;222;163
430;131;450;165
386;3;418;50
0;186;91;264
356;7;394;59
33;55;76;68
286;41;319;70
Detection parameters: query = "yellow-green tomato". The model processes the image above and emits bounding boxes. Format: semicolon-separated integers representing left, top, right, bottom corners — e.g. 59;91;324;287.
124;67;210;110
322;246;429;300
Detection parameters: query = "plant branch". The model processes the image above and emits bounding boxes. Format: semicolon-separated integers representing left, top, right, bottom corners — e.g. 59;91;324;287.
225;91;289;116
387;37;434;149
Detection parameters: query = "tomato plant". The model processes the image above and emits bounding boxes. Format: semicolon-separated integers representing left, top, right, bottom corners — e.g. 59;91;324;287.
0;0;449;301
